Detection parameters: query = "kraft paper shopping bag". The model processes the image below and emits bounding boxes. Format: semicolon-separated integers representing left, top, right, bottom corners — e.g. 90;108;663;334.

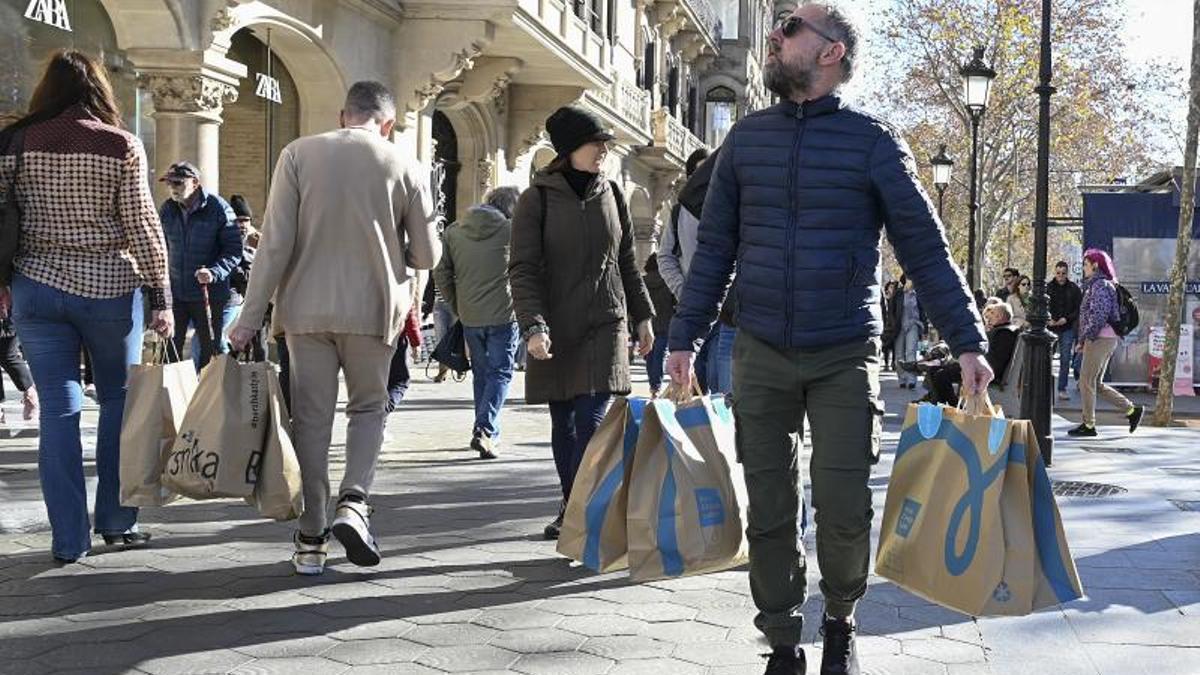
557;397;648;572
876;396;1082;616
162;354;270;500
627;394;748;581
119;343;198;506
245;368;303;520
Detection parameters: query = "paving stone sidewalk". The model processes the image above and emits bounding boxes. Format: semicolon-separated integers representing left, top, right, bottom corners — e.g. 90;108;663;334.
1;361;1198;675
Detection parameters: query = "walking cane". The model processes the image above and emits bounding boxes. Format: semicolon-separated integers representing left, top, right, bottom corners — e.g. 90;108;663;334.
200;280;215;352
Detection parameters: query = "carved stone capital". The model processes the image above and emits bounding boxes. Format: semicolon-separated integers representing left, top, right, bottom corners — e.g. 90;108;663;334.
478;157;495;194
210;6;238;33
139;73;239;115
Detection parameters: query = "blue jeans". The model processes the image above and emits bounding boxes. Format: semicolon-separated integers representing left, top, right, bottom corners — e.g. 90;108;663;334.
11;275;144;560
190;301;239;367
707;324;736;395
695;324;721;392
1056;328;1081;391
647;334;668;391
463;322;519;439
548;393;611;502
896;323;921;386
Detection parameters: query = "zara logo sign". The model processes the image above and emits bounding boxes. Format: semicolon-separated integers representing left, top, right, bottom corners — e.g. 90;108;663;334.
23;0;72;32
255;73;282;104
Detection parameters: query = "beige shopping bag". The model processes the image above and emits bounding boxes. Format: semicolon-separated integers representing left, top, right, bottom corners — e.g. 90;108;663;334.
245;368;303;520
557;397;648;572
627;393;748;582
162;354;270;499
875;394;1083;616
119;342;198;506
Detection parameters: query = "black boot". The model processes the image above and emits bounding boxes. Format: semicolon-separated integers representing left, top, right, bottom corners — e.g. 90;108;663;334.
543;501;566;540
819;615;859;675
1127;405;1144;433
764;645;806;674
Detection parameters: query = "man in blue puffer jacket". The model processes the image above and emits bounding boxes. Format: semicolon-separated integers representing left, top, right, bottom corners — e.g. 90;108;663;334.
666;4;992;674
158;161;243;370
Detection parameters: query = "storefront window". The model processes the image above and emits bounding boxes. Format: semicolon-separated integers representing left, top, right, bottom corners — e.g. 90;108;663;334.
0;0;152;158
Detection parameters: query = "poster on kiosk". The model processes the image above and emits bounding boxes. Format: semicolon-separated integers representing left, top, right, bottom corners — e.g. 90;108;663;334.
1082;174;1200;392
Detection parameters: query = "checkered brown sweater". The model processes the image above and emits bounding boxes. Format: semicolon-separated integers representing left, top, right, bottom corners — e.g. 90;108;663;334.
0;106;170;309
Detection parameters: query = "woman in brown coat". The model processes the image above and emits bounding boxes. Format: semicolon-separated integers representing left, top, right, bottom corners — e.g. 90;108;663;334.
509;107;655;540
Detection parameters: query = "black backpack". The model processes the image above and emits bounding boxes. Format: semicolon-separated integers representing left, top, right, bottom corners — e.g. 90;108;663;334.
1111;283;1139;337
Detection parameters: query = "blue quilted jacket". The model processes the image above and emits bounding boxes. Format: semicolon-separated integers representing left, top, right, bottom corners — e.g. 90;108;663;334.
159;188;242;304
668;95;987;357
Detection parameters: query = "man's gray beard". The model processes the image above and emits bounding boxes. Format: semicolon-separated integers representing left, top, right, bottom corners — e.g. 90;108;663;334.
763;59;813;99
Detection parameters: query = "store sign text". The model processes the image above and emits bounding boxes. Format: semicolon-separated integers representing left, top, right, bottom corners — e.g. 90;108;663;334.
255;74;282;104
24;0;72;32
1140;281;1200;295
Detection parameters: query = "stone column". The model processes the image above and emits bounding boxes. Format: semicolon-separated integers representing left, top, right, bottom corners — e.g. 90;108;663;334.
138;73;238;200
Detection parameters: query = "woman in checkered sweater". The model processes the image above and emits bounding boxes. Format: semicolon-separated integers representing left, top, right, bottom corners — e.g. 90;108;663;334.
0;50;174;564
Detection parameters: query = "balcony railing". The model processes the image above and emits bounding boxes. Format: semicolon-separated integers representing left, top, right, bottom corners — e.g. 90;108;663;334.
587;76;651;134
652;107;706;163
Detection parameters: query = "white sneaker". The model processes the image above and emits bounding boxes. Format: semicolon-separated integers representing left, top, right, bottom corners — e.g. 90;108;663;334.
293;531;329;575
331;499;381;567
1058;390;1071;401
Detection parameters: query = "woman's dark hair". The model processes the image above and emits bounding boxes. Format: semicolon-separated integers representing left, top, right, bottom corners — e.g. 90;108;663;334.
544;154;572;174
898;274;908;286
645;252;658;273
7;49;122;132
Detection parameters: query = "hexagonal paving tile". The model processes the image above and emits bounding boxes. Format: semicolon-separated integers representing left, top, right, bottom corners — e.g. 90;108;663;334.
406;622;499;647
693;605;758;629
232;633;341;658
326;618;417;642
489;627;587;654
580;635;674;660
322;638;428;665
415;644;520;672
616;603;698;623
666;589;748;609
228;656;351;675
472;607;562;630
136;649;255;675
640;620;729;643
558;614;649;637
538;597;622;616
511;651;616;675
607;657;707;675
673;640;764;667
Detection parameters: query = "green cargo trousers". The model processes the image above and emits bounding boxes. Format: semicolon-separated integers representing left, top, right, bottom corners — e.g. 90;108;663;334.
732;330;883;647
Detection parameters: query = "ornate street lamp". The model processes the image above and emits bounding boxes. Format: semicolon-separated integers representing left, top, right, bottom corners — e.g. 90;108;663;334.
931;144;954;219
960;46;996;292
1020;0;1056;464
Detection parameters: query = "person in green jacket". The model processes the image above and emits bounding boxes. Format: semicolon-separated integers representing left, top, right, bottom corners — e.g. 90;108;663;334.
433;186;521;459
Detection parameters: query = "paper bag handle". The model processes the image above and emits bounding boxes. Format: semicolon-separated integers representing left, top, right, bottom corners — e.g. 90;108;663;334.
957;390;1000;418
662;375;704;404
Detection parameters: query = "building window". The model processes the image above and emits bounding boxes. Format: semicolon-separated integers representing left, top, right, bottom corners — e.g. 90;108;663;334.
715;0;739;39
667;61;679;117
573;0;602;33
641;40;656;92
706;86;737;147
606;0;616;42
687;83;700;134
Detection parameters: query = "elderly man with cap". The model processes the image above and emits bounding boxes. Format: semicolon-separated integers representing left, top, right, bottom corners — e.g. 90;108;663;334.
158;161;243;370
508;106;655;539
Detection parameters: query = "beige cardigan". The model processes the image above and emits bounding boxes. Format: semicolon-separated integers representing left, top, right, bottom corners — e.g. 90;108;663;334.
236;128;439;346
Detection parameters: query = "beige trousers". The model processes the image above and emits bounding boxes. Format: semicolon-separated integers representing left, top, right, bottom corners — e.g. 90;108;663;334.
287;333;396;535
1079;337;1132;426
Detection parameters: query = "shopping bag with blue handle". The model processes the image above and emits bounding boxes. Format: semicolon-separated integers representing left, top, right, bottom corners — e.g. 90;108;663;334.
627;390;748;582
875;393;1083;616
557;397;648;572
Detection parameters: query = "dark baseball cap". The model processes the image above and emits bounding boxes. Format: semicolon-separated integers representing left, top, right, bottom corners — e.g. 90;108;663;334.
159;161;201;183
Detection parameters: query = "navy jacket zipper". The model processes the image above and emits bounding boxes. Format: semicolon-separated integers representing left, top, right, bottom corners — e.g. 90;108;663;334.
784;104;806;346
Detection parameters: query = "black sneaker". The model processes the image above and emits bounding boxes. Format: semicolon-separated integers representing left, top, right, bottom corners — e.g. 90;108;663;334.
1127;405;1144;433
543;501;566;540
820;616;859;675
471;432;498;460
763;645;806;674
1067;423;1097;437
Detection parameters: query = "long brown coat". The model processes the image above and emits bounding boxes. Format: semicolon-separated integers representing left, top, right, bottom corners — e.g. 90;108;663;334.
509;171;654;404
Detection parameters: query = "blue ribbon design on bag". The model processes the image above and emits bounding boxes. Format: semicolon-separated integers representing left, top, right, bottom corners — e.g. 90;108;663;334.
650;400;688;577
1031;453;1083;602
896;406;1025;577
582;398;646;571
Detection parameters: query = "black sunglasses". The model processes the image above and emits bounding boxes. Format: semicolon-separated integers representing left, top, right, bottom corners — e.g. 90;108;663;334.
774;15;840;43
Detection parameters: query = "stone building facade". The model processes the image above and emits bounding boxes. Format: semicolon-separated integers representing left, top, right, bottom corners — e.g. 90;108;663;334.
2;0;774;258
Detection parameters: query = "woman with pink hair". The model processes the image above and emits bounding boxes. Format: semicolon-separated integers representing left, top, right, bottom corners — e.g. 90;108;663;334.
1069;248;1143;437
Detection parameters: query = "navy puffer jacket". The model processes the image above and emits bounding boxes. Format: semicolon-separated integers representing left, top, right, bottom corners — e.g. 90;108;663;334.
159;188;242;304
668;95;987;357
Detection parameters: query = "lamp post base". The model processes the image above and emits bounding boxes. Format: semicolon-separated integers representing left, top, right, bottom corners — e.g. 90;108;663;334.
1020;327;1056;465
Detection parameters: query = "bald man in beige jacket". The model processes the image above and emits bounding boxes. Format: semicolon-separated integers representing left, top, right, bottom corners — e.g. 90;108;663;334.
231;81;439;575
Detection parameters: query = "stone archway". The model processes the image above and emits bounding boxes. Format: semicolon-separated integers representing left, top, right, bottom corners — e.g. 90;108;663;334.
627;185;657;266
